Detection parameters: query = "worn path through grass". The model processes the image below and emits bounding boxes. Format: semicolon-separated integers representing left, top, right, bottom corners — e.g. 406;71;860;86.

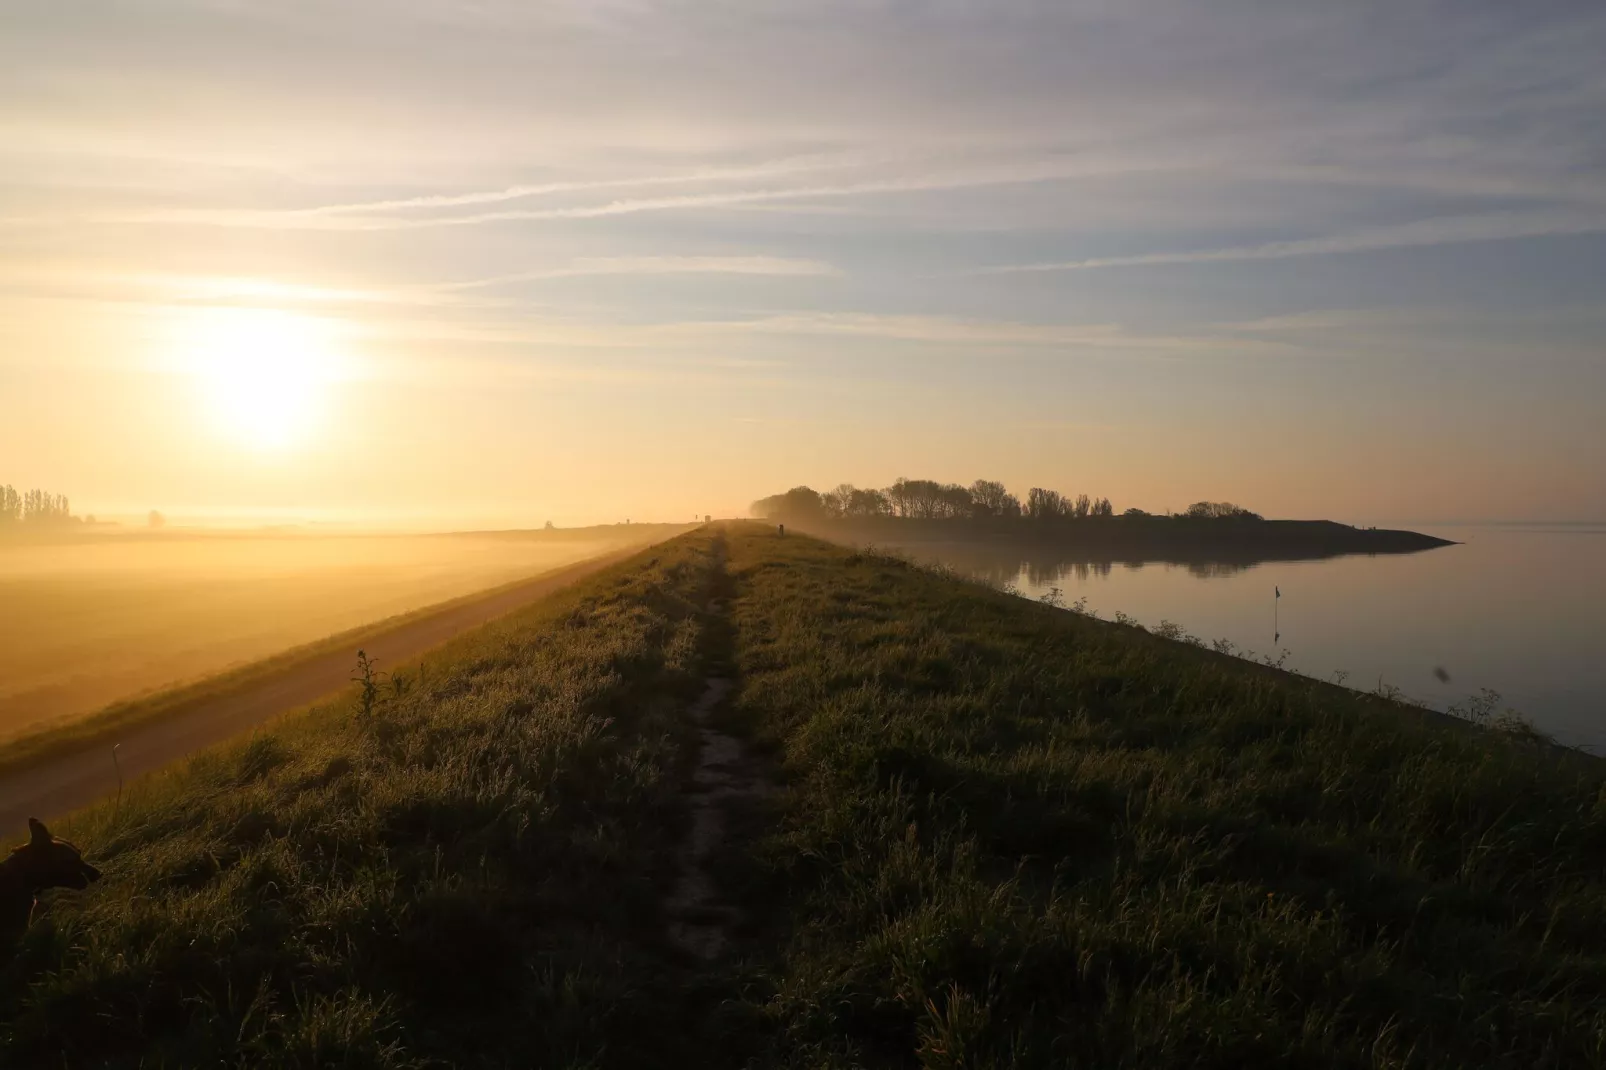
664;533;780;962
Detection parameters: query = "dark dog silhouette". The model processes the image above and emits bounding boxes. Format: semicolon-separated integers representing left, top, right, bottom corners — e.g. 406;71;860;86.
0;818;101;943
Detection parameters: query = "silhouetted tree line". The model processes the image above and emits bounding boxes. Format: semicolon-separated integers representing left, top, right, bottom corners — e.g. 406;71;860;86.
752;479;1260;524
0;485;78;527
1180;500;1261;519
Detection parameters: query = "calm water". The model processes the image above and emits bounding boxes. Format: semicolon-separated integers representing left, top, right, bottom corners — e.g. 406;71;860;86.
873;524;1606;751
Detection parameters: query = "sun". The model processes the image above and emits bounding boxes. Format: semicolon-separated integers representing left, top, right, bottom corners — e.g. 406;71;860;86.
180;307;344;451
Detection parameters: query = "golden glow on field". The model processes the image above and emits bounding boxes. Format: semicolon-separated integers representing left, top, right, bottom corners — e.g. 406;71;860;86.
179;307;346;451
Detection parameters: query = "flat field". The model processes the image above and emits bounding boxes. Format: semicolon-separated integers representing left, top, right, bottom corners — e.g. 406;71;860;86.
0;526;681;743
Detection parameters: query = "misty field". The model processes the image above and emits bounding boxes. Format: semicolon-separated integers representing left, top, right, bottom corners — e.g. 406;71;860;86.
0;527;675;743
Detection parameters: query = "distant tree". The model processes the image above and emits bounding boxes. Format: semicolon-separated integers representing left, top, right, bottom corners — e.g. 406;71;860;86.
148;510;166;529
745;481;1261;527
544;520;555;530
822;483;857;519
884;478;931;518
5;487;75;526
937;482;974;519
882;479;917;518
967;479;1022;519
751;486;825;521
969;479;1010;516
1025;488;1068;519
882;478;911;518
887;479;973;519
1183;501;1262;520
894;478;924;517
846;487;891;517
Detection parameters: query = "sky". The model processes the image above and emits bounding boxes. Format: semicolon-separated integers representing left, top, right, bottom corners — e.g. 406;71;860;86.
3;0;1604;527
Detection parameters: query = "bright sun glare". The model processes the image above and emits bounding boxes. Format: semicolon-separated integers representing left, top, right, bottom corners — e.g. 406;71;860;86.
181;307;344;451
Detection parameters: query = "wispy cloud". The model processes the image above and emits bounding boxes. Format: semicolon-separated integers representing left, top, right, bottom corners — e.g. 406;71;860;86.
282;155;859;216
146;275;396;304
438;256;838;290
0;269;517;311
100;157;1173;231
312;309;1283;361
979;210;1606;274
654;312;1285;355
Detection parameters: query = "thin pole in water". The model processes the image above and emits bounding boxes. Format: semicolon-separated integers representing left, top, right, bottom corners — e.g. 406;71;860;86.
1274;586;1281;646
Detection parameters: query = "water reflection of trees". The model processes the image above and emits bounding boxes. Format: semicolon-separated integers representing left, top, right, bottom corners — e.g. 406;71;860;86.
1185;562;1251;579
1024;559;1114;587
868;537;1359;589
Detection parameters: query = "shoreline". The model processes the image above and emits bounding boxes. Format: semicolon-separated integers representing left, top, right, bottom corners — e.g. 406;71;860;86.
788;515;1454;565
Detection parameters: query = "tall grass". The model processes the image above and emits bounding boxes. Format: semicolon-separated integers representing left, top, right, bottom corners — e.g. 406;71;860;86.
725;527;1606;1068
0;538;734;1068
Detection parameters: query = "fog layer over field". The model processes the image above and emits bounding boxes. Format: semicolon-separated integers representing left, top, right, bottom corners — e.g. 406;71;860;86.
0;527;676;741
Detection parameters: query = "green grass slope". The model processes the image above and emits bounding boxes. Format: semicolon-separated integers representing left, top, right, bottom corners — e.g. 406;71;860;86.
0;535;735;1068
726;528;1606;1069
4;525;1603;1068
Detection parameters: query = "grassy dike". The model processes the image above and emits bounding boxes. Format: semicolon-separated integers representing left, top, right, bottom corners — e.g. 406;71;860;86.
726;527;1606;1068
0;534;736;1068
4;524;1604;1067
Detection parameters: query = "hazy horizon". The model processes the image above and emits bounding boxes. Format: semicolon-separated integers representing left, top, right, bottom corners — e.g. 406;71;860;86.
8;499;1606;535
4;2;1603;525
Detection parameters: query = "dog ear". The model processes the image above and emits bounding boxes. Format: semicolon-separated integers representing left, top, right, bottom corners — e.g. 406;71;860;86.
28;818;52;846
